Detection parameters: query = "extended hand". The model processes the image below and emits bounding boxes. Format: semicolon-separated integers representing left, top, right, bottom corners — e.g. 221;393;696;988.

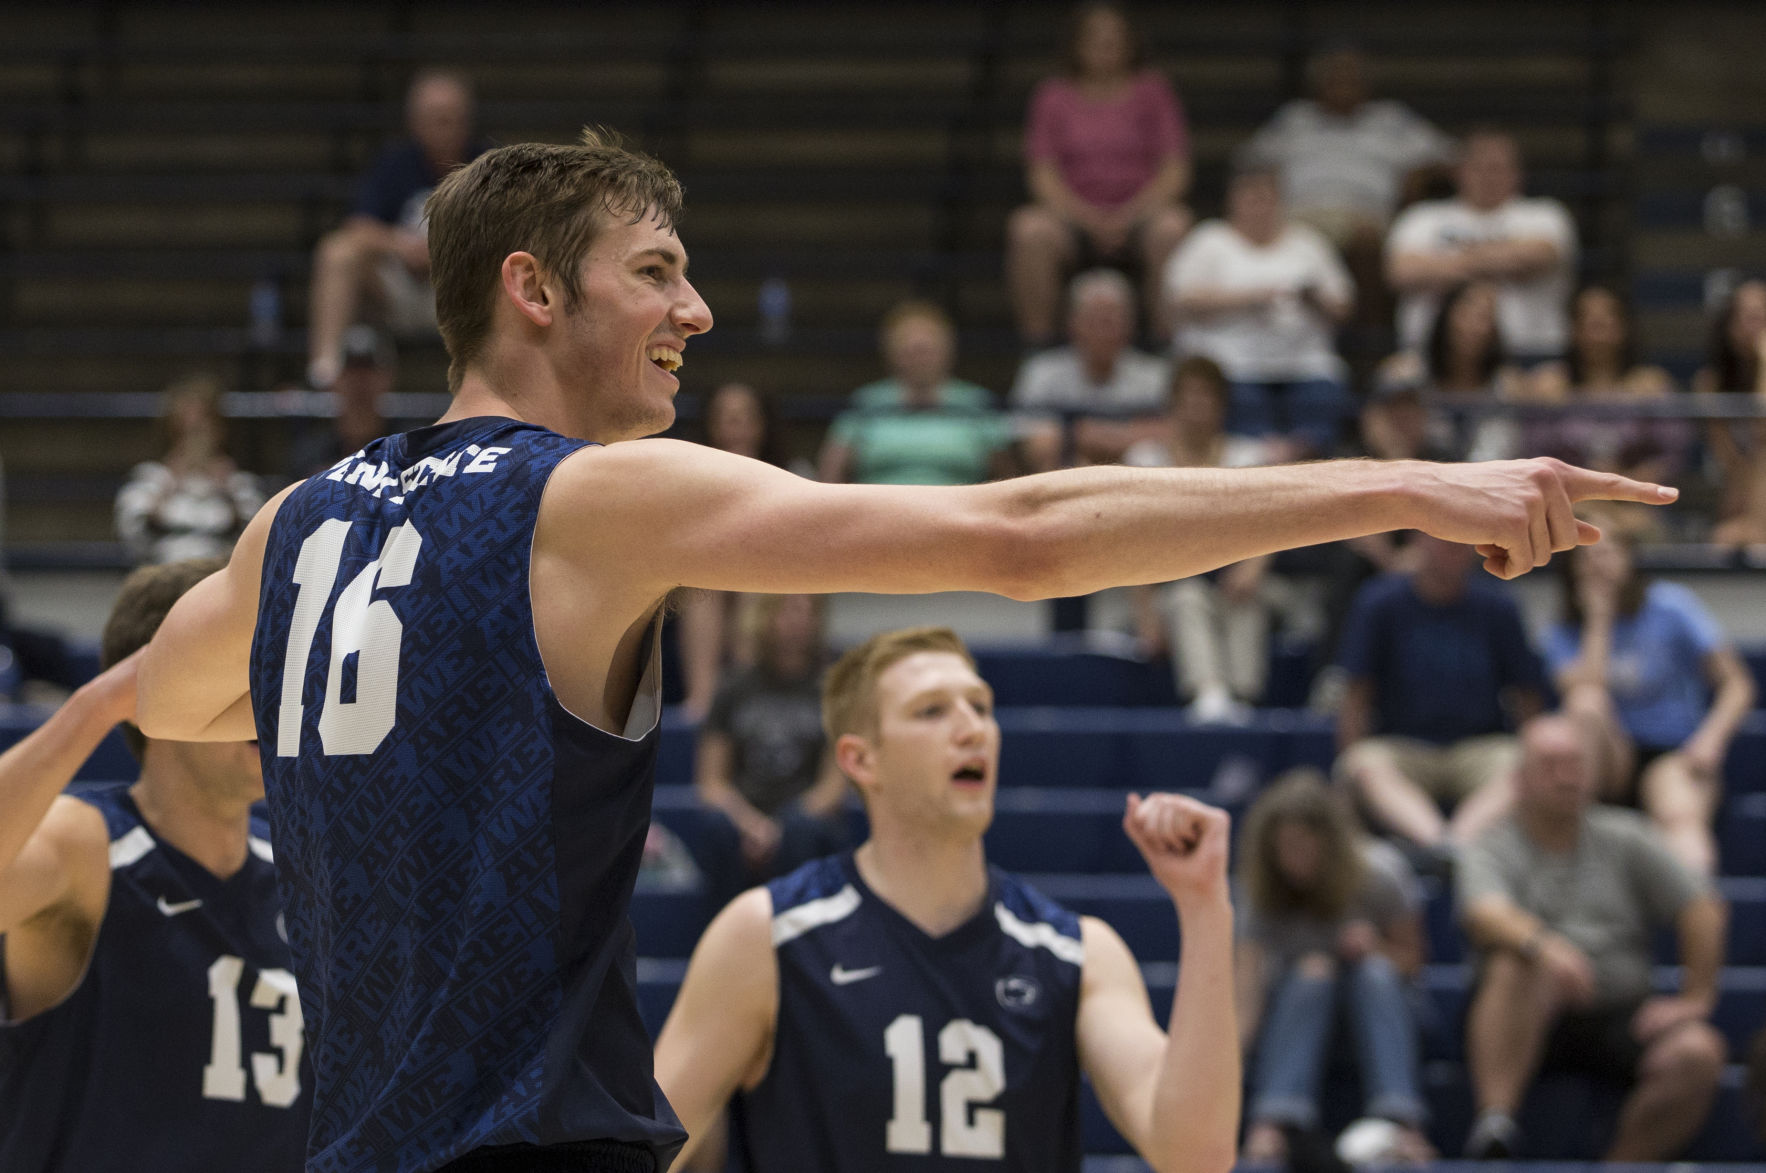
1123;792;1230;910
1408;458;1676;579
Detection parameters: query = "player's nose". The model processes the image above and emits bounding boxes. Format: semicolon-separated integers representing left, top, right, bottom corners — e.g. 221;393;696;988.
674;278;712;337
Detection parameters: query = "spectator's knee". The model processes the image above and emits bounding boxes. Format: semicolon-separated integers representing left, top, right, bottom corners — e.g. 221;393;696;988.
1007;205;1069;252
1295;951;1335;981
1336;739;1395;788
1656;1022;1726;1088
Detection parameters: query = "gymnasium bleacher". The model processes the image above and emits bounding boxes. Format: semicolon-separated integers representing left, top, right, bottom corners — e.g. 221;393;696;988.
6;1;1766;1168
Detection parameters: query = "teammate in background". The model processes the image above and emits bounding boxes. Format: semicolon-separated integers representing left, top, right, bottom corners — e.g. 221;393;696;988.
134;131;1673;1173
656;627;1238;1173
0;559;306;1173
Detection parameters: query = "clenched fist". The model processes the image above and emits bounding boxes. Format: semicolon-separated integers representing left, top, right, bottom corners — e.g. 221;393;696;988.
1123;792;1231;912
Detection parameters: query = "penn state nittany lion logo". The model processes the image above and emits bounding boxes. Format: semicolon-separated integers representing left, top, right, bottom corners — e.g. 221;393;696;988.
995;974;1040;1011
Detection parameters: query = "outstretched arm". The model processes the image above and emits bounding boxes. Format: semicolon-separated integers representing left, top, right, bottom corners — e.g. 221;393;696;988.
653;887;779;1164
564;443;1675;607
1076;794;1237;1173
135;485;294;743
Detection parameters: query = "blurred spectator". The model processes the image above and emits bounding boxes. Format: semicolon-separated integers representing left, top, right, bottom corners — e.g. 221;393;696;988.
305;70;484;390
818;301;1014;485
1459;714;1725;1161
1234;770;1432;1166
1548;535;1754;875
1242;43;1454;332
288;325;395;479
1164;163;1355;457
1375;280;1524;462
1126;358;1292;722
1007;1;1193;346
692;594;847;910
116;375;264;565
1011;269;1168;468
1387;130;1577;362
1334;534;1545;857
679;383;793;719
1694;280;1766;543
1516;288;1688;504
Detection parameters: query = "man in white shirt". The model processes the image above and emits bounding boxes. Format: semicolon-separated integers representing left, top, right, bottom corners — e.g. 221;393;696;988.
1244;45;1456;245
1010;269;1169;467
1386;130;1577;361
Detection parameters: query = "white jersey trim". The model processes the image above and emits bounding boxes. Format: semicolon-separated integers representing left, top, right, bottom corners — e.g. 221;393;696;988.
108;826;155;870
249;836;274;862
994;902;1084;967
771;884;862;947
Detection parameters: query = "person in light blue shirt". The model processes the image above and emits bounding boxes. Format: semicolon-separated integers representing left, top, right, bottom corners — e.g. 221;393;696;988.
1547;533;1755;874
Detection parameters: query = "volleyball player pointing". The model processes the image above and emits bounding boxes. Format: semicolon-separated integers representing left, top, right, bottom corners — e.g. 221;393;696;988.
135;132;1673;1173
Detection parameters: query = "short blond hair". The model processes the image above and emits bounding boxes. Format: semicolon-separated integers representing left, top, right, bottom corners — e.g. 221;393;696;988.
821;626;976;741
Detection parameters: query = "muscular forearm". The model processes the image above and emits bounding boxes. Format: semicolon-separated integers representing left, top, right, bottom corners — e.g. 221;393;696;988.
991;460;1417;599
0;683;123;877
1147;896;1238;1173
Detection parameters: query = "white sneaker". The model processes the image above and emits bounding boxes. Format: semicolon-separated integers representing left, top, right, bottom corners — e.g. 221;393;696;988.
1187;689;1250;725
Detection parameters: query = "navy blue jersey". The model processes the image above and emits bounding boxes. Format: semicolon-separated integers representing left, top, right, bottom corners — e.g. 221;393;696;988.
735;854;1085;1173
248;418;683;1173
0;782;308;1172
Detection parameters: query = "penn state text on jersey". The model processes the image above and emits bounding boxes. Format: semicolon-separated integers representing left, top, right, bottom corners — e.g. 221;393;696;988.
0;782;308;1173
734;853;1086;1172
249;417;683;1173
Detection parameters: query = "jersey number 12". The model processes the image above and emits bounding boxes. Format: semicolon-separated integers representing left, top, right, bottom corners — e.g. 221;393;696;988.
276;520;423;757
884;1014;1006;1158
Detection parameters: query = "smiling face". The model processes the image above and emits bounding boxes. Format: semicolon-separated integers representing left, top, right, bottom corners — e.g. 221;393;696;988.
551;210;712;441
845;651;1000;840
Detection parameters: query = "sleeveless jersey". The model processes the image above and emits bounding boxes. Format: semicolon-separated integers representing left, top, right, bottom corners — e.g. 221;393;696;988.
734;854;1086;1173
248;418;683;1173
0;782;308;1172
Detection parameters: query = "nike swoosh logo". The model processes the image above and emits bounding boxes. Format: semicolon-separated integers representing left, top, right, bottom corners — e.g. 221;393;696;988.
830;964;882;986
156;897;204;917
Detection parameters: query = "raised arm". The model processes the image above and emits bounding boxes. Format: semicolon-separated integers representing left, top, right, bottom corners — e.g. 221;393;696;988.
1075;794;1237;1173
563;441;1676;606
135;484;294;743
0;656;136;934
653;887;779;1164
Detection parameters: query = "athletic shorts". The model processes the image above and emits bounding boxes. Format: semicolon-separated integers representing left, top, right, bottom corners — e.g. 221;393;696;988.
434;1139;656;1173
1540;1000;1648;1086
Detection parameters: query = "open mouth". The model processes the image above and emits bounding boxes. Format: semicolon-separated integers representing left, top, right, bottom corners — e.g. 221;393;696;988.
647;345;682;373
951;763;987;786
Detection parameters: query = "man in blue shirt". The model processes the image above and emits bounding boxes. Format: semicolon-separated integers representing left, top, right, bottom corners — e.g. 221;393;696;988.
1334;533;1545;856
306;70;485;391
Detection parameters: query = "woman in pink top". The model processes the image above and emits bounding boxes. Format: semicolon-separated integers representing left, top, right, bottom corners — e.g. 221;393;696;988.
1008;2;1193;345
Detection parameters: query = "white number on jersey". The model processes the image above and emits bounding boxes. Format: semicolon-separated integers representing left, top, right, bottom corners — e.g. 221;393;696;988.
883;1014;1007;1159
202;955;304;1107
276;520;423;757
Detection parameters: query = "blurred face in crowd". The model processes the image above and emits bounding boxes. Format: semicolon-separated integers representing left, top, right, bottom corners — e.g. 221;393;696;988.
844;651;999;840
706;382;767;459
165;388;226;462
408;74;474;168
1516;716;1597;824
1573;287;1629;366
884;313;956;396
1227;170;1284;245
1447;281;1501;367
1311;48;1370;115
761;594;823;676
1571;530;1634;595
1457;133;1522;210
1169;369;1227;441
1410;532;1478;599
1271;820;1326;891
1068;282;1134;369
1727;280;1766;353
1074;6;1134;80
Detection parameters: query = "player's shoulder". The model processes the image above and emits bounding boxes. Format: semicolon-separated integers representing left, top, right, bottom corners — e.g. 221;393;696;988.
766;856;861;946
992;869;1085;967
60;781;141;845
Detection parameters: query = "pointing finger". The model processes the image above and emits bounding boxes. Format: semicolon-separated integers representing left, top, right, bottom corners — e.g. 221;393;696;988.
1562;466;1678;506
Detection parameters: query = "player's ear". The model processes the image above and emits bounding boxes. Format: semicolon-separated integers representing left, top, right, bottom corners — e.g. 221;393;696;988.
833;732;876;791
500;251;553;327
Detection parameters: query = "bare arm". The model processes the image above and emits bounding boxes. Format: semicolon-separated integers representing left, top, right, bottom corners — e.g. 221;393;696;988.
1380;909;1427;979
1027;159;1103;226
1077;794;1238;1173
1171;285;1280;319
1118;156;1191;222
1387;247;1471;294
1466;238;1562;280
135;484;294;743
654;888;779;1164
1232;938;1267;1050
796;749;850;819
1336;677;1375;752
562;442;1675;608
1684;647;1756;769
1675;893;1726;1009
